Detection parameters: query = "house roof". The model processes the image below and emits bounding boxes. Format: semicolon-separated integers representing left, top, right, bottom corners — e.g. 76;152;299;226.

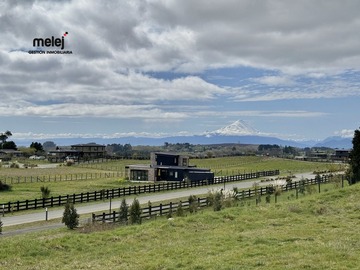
0;149;22;154
71;143;105;147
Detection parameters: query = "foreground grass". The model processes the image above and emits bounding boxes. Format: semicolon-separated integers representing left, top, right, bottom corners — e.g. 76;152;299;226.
1;183;359;270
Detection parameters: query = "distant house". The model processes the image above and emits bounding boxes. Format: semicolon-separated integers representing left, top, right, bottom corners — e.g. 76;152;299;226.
126;152;214;182
48;143;106;162
0;149;23;161
331;149;351;162
70;143;106;159
48;149;82;162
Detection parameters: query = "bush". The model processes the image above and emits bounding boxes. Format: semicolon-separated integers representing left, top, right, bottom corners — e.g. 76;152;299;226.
129;198;142;224
213;191;222;211
40;186;51;199
176;201;184;217
0;181;11;192
10;162;19;168
65;160;74;166
188;195;198;213
62;201;79;229
119;198;128;224
330;175;342;189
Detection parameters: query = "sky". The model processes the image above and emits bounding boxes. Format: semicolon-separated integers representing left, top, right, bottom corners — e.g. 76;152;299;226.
1;0;360;143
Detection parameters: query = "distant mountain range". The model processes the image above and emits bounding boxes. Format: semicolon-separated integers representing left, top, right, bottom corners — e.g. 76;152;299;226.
15;120;353;149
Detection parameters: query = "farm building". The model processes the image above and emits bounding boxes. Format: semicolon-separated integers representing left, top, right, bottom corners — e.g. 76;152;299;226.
125;152;214;182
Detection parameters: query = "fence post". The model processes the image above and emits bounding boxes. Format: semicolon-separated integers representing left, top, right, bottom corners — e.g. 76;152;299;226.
160;203;163;216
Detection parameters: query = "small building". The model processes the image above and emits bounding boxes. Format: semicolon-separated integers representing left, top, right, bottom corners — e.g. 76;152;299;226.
48;149;81;162
48;143;106;162
331;149;351;162
70;143;106;159
0;149;23;161
126;152;214;182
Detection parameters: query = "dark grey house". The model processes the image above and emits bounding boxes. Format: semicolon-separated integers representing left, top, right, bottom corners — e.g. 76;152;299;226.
126;152;214;182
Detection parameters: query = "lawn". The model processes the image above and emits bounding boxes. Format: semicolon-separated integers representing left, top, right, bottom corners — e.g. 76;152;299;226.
0;181;359;269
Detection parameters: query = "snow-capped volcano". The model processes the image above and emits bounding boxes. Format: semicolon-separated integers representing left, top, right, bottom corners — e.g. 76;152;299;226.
211;120;259;136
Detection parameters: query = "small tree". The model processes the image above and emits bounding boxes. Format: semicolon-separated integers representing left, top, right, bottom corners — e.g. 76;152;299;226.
62;201;79;229
176;201;184;217
129;198;142;224
40;186;51;199
188;195;198;213
119;198;128;224
213;191;222;211
348;128;360;185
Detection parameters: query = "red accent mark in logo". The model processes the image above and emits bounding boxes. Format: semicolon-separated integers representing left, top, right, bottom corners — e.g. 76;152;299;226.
63;32;68;37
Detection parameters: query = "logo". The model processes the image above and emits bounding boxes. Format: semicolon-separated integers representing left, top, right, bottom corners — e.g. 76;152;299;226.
29;32;72;55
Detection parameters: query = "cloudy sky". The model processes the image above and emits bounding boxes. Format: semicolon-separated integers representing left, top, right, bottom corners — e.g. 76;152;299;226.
1;0;360;143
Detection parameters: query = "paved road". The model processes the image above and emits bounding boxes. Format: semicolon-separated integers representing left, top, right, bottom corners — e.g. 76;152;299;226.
1;172;316;229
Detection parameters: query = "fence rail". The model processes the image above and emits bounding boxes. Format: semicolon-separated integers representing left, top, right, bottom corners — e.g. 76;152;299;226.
0;171;125;185
92;174;333;223
0;170;279;214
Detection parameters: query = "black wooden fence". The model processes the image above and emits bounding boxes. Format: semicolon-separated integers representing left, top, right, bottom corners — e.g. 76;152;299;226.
93;198;209;223
92;174;333;223
0;170;279;214
0;171;124;185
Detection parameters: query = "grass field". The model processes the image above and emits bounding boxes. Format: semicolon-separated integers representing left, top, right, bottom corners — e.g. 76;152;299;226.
0;156;345;203
0;181;358;269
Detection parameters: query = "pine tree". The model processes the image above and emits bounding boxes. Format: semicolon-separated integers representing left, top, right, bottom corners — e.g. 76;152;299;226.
62;201;79;229
119;198;128;224
129;198;142;224
348;128;360;184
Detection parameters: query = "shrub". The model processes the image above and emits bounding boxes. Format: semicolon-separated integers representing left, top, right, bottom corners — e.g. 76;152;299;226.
129;198;142;224
298;178;306;194
10;162;19;168
40;186;51;199
0;181;12;192
188;195;198;213
330;175;342;189
62;201;79;229
213;191;222;211
65;160;74;166
119;198;128;224
176;201;184;217
305;184;316;195
166;209;173;219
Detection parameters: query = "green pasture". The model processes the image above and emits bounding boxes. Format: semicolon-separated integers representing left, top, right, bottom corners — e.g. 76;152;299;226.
0;156;345;203
191;156;345;176
0;180;359;269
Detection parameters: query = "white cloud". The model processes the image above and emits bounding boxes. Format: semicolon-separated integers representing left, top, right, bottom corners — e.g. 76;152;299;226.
254;75;294;86
1;0;360;140
334;129;355;138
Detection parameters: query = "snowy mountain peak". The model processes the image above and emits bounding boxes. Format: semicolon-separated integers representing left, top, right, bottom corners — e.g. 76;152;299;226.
212;120;259;136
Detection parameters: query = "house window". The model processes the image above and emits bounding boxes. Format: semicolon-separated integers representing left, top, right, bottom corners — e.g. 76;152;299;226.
175;171;178;178
130;170;148;181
